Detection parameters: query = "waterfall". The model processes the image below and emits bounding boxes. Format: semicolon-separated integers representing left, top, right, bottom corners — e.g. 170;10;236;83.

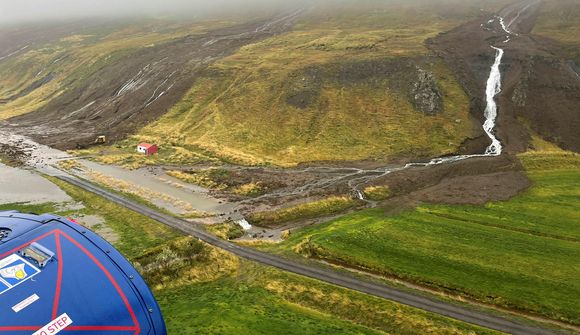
483;46;505;156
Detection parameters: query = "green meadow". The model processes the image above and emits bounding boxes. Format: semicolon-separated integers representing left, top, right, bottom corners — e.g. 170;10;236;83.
264;152;580;324
0;177;500;334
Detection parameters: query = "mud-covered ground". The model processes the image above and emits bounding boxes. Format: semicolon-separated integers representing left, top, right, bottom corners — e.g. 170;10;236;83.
0;163;71;204
2;11;302;150
428;0;580;153
0;20;118;60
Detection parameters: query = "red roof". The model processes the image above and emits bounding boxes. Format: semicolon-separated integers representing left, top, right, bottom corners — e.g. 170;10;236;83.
138;143;156;149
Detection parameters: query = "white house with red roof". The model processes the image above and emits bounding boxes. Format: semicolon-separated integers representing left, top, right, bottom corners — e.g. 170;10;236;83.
136;142;158;155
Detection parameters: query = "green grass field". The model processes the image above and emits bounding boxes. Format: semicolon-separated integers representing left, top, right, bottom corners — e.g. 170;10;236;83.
156;265;501;335
263;152;580;324
157;278;387;335
0;176;502;334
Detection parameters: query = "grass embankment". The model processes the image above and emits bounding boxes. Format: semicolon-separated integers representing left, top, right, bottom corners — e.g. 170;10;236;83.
168;169;265;197
94;0;494;167
206;221;245;240
144;238;500;335
363;186;391;201
263;152;580;324
249;196;363;227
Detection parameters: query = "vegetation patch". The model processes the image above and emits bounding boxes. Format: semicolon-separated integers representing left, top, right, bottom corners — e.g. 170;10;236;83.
0;150;22;167
518;151;580;172
363;186;391;201
134;2;481;166
265;153;580;324
0;202;63;215
168;168;267;197
133;236;238;291
206;221;245;240
57;159;83;171
168;169;230;190
249;196;363;227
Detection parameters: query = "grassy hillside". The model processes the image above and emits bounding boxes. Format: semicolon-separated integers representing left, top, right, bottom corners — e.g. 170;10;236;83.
95;1;505;167
533;0;580;60
261;152;580;324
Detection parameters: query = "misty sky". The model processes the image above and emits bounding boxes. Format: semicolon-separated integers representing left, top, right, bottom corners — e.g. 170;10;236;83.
0;0;302;24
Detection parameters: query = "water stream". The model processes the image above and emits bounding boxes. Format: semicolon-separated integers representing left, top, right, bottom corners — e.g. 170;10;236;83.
347;17;508;199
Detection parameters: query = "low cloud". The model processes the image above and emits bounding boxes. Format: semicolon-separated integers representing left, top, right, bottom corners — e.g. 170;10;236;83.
0;0;306;24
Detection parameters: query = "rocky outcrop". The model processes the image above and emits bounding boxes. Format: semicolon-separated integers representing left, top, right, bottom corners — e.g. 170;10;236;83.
569;60;580;78
512;80;528;107
410;67;443;115
285;67;322;109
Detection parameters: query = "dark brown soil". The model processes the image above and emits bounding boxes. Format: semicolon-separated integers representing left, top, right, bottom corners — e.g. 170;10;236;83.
374;154;531;205
412;171;531;205
428;0;580;153
4;14;301;150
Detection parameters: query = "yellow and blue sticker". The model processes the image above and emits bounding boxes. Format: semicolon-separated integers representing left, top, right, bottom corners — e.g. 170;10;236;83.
0;254;41;295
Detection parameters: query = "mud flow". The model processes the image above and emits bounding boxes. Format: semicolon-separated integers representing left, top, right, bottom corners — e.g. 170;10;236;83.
3;12;303;149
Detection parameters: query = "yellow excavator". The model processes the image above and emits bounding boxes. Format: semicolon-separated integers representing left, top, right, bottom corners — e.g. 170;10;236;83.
94;135;106;144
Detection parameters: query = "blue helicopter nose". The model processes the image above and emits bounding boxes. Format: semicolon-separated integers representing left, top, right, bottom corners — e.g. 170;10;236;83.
0;211;167;335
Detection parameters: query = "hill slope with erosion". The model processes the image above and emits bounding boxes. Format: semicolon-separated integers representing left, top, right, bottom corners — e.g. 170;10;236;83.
1;0;516;167
429;0;580;154
135;1;501;166
0;13;302;149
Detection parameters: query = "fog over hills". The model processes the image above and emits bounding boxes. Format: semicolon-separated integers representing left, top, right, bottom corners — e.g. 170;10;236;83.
0;0;488;25
0;0;308;24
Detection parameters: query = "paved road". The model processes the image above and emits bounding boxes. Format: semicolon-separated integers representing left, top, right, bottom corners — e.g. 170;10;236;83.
56;175;565;335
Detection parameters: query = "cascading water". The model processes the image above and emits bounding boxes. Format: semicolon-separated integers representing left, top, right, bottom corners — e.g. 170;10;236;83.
235;13;519;205
352;18;508;200
483;46;504;156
